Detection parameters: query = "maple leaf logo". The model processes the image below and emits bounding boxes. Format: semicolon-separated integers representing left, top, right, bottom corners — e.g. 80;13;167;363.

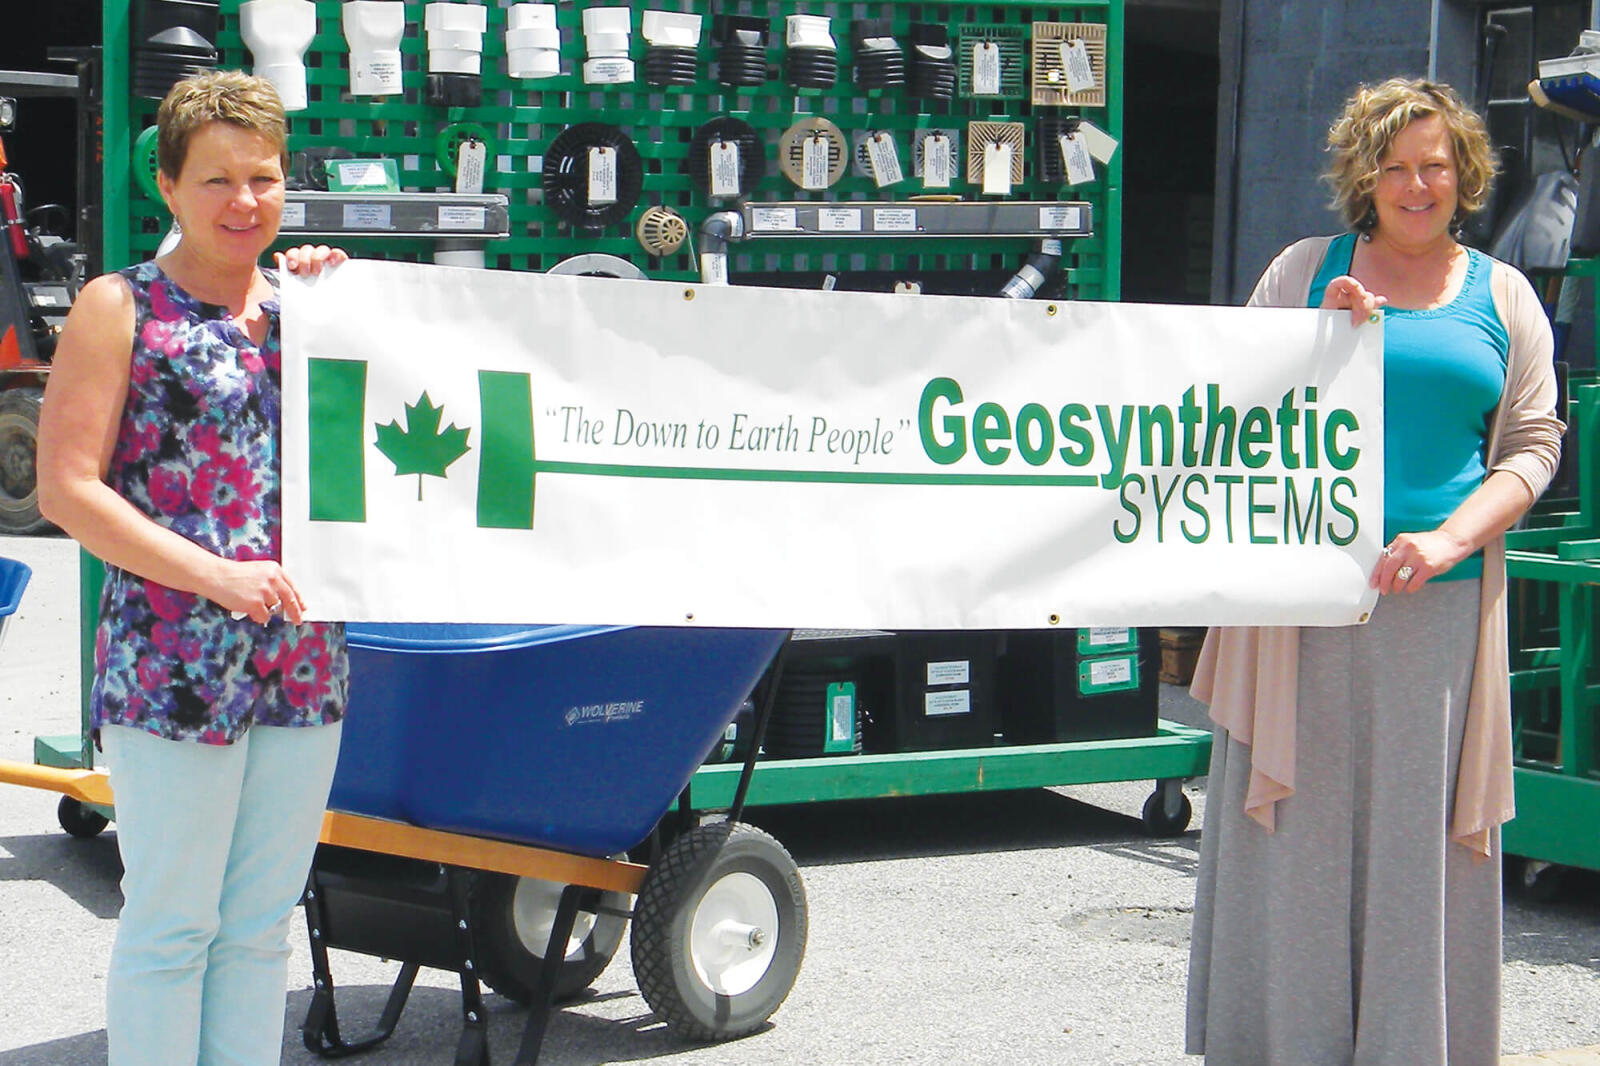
374;392;472;500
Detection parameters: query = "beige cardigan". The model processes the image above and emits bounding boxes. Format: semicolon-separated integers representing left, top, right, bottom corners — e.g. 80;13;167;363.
1189;235;1564;857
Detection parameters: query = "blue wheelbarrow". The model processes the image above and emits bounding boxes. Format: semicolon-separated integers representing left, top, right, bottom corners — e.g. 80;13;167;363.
302;623;800;1065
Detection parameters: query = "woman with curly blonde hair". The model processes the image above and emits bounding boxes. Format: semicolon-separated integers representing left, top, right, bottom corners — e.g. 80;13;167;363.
1184;78;1562;1065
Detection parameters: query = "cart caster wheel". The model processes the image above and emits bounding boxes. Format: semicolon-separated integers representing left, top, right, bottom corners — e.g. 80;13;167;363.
1141;788;1192;837
58;796;109;838
1507;856;1569;903
632;821;806;1042
470;872;628;1004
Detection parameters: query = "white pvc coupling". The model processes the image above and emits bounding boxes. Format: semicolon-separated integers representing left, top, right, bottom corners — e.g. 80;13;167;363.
785;14;835;50
641;10;703;48
425;2;488;75
239;0;318;111
506;3;560;79
342;1;405;96
581;7;634;83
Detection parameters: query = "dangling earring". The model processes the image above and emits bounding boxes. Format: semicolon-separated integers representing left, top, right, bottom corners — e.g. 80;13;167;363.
1358;203;1376;242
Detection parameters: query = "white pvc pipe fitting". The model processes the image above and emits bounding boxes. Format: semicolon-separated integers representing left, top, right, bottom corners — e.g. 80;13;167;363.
506;3;560;79
641;10;702;47
581;7;634;83
785;14;835;49
239;0;318;111
424;2;488;75
342;1;406;96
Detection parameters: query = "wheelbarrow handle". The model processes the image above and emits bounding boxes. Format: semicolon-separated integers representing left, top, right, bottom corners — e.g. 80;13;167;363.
0;760;115;807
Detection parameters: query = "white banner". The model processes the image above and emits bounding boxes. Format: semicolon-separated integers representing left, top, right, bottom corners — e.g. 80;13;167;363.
281;261;1384;627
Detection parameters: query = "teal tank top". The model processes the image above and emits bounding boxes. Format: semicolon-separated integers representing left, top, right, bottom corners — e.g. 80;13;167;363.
1307;233;1507;581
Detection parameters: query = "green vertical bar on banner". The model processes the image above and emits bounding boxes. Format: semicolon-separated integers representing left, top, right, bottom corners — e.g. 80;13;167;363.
308;358;368;522
477;370;535;529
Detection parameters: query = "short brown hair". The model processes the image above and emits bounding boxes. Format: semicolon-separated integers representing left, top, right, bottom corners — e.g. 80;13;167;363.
156;69;289;180
1325;77;1498;231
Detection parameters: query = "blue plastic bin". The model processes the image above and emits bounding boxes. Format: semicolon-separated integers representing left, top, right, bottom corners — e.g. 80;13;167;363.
0;557;32;649
330;624;786;857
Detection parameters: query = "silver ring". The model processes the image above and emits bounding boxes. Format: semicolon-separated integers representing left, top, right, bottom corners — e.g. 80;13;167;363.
265;600;280;613
1396;565;1415;582
1382;545;1393;557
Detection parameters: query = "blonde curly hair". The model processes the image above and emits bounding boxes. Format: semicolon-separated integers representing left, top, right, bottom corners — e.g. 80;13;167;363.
1325;77;1498;232
156;69;289;180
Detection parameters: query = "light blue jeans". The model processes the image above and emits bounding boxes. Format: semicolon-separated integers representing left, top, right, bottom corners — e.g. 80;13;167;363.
102;721;343;1066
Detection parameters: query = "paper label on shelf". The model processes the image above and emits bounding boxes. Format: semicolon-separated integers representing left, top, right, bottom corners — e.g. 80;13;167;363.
830;689;854;742
1061;38;1096;92
1085;626;1133;647
802;134;832;190
699;253;728;285
925;689;972;717
438;205;488;230
750;206;798;231
456;139;487;194
818;207;862;232
341;203;392;229
872;207;917;232
709;141;741;198
1085;656;1135;689
923;134;952;188
973;41;1001;95
281;202;307;228
926;659;970;685
335;160;391;188
588;146;618;205
982;142;1013;196
866;133;903;188
1060;132;1096;186
1075;119;1119;164
1038;205;1082;231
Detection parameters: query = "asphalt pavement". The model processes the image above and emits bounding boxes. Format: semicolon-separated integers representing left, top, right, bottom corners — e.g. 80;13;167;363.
3;533;1600;1065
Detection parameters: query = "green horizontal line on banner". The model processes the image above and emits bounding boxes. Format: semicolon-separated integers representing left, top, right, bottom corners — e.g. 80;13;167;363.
533;460;1098;487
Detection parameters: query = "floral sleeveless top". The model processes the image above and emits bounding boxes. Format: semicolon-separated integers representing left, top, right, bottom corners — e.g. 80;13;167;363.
90;261;348;744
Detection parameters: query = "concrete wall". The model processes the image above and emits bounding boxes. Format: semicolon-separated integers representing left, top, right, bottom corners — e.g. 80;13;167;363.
1211;0;1480;302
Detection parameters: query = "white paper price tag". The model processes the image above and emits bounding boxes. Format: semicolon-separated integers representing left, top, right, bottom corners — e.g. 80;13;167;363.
872;207;917;232
1060;132;1096;186
699;254;727;285
280;202;307;228
342;203;392;229
588;146;618;205
972;41;1001;95
456;139;487;194
923;134;952;189
818;207;862;232
982;142;1013;196
749;206;798;231
336;160;389;187
865;133;903;188
1037;205;1081;231
709;141;741;198
801;134;831;190
1060;38;1096;92
1075;118;1120;163
438;205;488;230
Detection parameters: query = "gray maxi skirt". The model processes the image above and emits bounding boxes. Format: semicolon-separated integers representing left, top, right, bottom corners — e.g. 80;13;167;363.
1185;579;1502;1066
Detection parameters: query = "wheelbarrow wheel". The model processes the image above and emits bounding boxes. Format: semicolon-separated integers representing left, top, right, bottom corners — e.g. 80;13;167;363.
58;796;109;838
631;821;806;1042
469;871;629;1004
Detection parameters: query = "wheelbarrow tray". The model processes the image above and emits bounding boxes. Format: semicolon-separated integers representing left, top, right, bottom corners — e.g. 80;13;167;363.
333;623;786;857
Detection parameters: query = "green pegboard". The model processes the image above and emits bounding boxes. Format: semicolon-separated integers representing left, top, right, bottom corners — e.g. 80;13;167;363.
104;0;1121;298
